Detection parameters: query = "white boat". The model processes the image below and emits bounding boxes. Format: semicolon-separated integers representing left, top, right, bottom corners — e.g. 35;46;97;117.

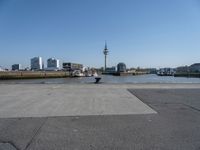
92;72;98;77
85;72;92;77
72;70;84;77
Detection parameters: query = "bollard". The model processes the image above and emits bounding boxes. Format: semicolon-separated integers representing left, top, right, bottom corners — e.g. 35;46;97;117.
95;77;101;84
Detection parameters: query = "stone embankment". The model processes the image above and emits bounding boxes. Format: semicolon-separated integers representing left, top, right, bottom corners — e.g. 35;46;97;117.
174;72;200;78
0;71;70;79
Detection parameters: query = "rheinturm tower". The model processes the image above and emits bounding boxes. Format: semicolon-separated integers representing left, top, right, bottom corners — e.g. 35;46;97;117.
103;41;109;71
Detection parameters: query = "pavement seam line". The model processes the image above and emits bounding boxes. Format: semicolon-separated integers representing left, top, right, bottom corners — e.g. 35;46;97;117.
182;103;200;112
24;118;48;150
127;89;158;113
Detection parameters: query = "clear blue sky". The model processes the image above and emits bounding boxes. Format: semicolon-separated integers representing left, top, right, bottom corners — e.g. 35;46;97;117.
0;0;200;69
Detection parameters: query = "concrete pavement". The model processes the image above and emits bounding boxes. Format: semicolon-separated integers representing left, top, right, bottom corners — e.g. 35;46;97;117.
0;84;200;150
0;84;156;118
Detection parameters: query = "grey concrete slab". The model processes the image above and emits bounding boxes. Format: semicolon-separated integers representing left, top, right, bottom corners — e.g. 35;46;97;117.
0;118;45;150
25;88;200;150
129;88;200;110
1;84;200;150
0;84;156;118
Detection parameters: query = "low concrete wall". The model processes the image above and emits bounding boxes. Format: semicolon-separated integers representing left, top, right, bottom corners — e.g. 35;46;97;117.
174;73;200;78
113;72;148;76
0;71;70;79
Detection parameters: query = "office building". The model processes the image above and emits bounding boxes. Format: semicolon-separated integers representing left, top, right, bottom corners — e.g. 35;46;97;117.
63;62;83;71
117;63;126;72
12;64;22;71
105;67;116;73
31;57;43;70
47;58;59;68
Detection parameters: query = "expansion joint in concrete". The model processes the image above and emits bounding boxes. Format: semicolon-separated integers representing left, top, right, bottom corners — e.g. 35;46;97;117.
24;118;48;150
182;103;200;112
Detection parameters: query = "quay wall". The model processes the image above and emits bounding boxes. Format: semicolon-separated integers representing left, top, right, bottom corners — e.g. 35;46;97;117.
0;71;70;79
174;73;200;78
113;72;148;76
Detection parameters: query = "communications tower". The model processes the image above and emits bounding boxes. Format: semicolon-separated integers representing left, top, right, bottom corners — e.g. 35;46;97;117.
103;41;109;71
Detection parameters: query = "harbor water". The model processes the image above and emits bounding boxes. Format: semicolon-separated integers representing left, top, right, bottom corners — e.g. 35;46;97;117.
0;74;200;84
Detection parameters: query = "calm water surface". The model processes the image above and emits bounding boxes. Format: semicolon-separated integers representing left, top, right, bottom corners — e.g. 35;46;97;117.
0;74;200;84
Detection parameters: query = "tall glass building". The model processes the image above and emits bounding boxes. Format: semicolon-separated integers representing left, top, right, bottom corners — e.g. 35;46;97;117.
31;57;43;70
12;64;22;71
47;58;59;68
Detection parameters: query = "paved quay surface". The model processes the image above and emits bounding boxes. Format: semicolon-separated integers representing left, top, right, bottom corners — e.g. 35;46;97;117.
0;83;200;150
0;84;156;118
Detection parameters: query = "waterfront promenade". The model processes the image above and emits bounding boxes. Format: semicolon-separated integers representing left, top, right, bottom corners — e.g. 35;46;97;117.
0;83;200;149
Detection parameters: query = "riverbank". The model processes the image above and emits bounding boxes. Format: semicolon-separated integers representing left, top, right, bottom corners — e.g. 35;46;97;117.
1;74;200;84
102;72;148;76
0;71;70;79
174;72;200;78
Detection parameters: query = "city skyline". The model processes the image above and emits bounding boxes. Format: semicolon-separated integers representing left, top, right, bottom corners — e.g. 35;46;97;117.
0;0;200;68
1;55;198;70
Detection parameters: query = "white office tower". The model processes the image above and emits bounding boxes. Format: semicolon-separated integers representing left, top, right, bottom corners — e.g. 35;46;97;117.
47;58;59;68
45;58;60;71
31;57;43;70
